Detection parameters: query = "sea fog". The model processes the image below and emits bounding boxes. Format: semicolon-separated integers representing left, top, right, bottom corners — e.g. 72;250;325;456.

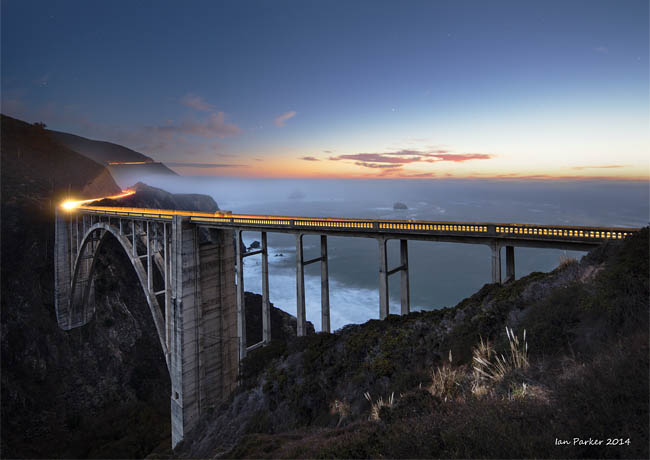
129;176;649;332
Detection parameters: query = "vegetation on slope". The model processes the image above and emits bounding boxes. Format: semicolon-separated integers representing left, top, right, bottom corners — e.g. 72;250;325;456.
178;229;648;459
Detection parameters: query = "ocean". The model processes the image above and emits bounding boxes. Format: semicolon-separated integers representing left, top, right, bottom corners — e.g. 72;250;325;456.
130;175;649;332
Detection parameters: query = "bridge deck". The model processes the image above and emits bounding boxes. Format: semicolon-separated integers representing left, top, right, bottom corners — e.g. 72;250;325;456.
75;205;639;250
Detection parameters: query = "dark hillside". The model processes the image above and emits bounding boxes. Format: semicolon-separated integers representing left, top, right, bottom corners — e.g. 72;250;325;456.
1;114;121;204
49;129;154;164
176;229;649;459
49;129;178;188
0;116;170;457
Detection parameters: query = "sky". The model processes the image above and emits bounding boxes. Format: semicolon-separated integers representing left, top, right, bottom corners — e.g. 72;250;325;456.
2;0;648;180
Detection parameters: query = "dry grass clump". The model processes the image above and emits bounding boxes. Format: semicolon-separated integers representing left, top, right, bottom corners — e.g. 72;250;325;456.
558;253;578;269
363;392;395;421
473;327;528;385
369;327;533;421
428;350;464;401
329;399;350;427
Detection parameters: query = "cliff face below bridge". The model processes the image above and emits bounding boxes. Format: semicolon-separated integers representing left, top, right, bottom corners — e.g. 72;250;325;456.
0;159;311;457
0;120;169;456
174;229;649;459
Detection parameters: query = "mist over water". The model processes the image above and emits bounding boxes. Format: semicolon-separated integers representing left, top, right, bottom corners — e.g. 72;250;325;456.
133;175;649;331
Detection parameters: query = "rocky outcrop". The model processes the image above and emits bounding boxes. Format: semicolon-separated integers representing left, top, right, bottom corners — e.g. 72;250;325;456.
96;182;219;212
245;292;315;347
393;202;408;210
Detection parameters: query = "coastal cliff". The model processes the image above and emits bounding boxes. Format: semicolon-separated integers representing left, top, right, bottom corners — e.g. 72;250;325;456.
174;229;649;459
1;171;310;457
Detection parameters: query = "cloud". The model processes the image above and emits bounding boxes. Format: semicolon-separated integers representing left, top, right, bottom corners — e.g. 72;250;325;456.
398;172;437;178
156;112;241;138
354;161;405;168
165;162;245;168
425;153;492;162
332;153;420;164
328;149;493;171
571;165;624;170
274;111;296;127
323;150;333;154
594;46;609;53
36;73;50;87
180;93;214;111
300;156;320;161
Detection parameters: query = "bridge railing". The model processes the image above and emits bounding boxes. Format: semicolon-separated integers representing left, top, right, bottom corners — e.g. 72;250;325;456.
74;205;638;243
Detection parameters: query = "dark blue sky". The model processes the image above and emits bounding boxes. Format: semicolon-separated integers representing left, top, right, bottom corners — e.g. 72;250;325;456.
2;0;648;179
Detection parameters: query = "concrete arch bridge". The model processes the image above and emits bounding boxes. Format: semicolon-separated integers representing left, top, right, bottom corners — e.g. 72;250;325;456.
54;204;639;446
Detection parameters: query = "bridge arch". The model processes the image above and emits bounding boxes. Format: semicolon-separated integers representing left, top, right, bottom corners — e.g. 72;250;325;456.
70;222;169;368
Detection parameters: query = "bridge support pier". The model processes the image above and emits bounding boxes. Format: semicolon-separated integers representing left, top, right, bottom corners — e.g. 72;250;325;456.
320;235;330;333
54;210;73;328
505;245;515;282
377;238;410;318
295;234;331;334
296;234;307;336
236;229;246;359
491;242;502;284
170;217;237;448
400;239;410;315
378;238;389;319
261;232;271;343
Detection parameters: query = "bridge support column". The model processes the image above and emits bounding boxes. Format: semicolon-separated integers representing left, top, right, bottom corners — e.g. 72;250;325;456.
400;239;410;315
491;242;502;284
378;238;389;319
54;209;73;329
505;245;515;283
146;221;152;292
236;229;246;359
169;216;237;448
164;222;171;355
262;232;271;344
320;235;330;333
296;234;307;336
132;220;137;258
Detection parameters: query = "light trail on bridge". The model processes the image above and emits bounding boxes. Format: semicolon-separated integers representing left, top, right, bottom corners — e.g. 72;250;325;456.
61;189;136;210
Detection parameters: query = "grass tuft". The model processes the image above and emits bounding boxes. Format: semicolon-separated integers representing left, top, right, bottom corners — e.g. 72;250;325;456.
363;392;395;421
472;327;528;384
329;399;350;427
558;253;578;269
428;351;464;401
